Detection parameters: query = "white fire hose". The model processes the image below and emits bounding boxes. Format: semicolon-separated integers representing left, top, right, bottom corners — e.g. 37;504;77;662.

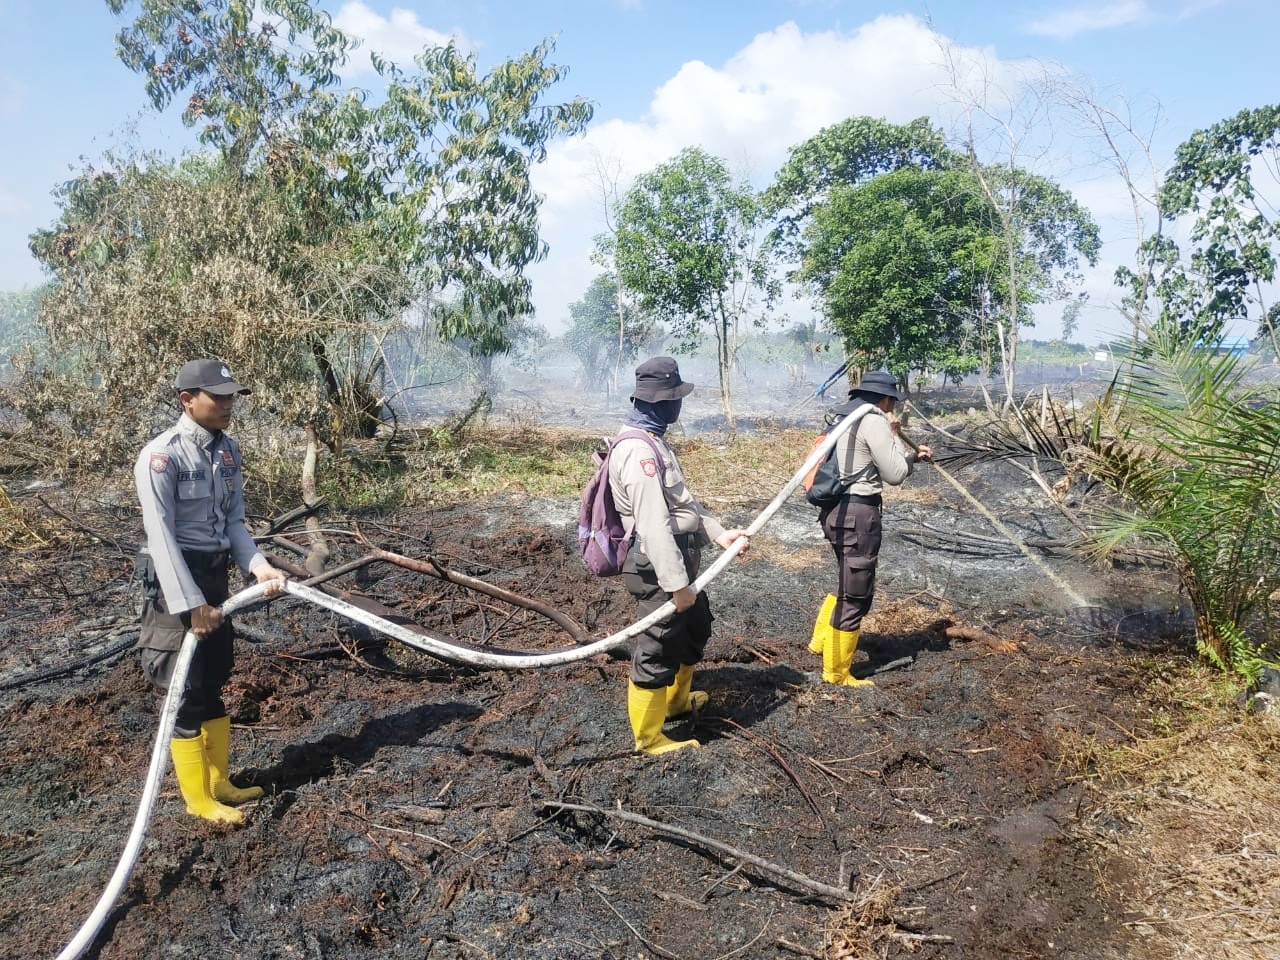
54;406;871;960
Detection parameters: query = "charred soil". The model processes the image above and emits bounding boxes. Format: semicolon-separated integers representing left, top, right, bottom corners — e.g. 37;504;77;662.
0;430;1262;960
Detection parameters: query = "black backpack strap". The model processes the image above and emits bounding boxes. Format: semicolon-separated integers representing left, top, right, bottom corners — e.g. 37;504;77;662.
825;401;875;485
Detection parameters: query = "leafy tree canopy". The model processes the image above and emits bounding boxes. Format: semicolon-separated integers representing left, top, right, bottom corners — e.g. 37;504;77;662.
108;0;593;323
794;162;1097;382
20;0;591;463
609;147;776;426
1127;104;1280;349
764;115;955;254
765;114;1096;390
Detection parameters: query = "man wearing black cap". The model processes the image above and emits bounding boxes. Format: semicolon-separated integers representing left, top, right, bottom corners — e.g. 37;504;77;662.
607;357;751;755
807;370;932;686
133;359;287;824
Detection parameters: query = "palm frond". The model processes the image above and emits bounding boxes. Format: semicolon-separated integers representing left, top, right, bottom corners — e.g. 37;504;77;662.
1093;330;1280;672
932;326;1280;673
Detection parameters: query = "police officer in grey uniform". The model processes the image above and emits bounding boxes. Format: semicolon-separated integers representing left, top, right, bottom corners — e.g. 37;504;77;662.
134;359;287;824
608;357;750;755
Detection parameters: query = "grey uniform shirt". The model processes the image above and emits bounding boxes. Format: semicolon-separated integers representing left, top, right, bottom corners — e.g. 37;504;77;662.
608;430;727;593
834;406;917;497
133;413;267;615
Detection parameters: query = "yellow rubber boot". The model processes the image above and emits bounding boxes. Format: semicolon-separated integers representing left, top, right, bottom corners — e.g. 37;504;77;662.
629;682;700;755
823;628;875;688
202;716;264;805
170;735;243;824
807;593;837;655
666;664;708;719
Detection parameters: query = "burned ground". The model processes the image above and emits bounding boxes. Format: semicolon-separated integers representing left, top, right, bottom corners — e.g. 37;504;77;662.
0;415;1266;960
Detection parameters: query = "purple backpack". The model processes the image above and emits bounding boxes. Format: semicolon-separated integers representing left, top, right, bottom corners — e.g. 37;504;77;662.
578;429;666;576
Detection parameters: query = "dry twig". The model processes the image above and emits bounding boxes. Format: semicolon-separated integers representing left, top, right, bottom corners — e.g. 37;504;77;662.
717;717;822;819
542;800;857;903
589;884;683;960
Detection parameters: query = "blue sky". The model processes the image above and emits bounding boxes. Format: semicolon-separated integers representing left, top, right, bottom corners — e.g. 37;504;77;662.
1;0;1275;347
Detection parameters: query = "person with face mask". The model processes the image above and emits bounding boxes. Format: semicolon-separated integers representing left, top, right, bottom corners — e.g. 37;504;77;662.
607;357;751;755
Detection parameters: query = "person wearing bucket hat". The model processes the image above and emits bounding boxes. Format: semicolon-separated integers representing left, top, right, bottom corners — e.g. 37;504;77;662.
807;370;932;686
608;357;751;755
133;359;287;824
630;355;695;402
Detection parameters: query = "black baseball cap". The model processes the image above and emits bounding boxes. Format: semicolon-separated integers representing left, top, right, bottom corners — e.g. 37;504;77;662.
174;359;250;395
632;356;695;402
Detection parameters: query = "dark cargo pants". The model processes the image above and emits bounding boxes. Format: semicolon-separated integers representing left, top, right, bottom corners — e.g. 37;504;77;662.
137;550;234;739
820;495;883;633
622;533;713;689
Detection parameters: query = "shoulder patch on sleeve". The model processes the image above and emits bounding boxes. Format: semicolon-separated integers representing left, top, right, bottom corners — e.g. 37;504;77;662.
149;452;170;473
641;457;658;477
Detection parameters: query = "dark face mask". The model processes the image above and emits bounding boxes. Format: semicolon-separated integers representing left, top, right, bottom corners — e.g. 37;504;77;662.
626;397;682;435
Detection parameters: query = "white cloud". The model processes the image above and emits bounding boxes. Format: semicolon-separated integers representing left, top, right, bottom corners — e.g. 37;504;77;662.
1025;1;1149;40
1025;0;1228;40
515;13;1155;349
332;1;467;77
649;17;957;171
528;15;1006;330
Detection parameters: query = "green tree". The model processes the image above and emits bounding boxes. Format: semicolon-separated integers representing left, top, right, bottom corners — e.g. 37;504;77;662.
564;274;658;395
766;115;1097;397
795;166;1002;381
108;0;354;175
1060;300;1082;344
22;0;591;462
608;147;775;428
115;0;593;364
1122;105;1280;355
764;115;952;255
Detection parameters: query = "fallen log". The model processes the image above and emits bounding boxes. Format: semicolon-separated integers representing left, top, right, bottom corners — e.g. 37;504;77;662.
539;800;857;903
262;543;591;657
925;618;1021;653
368;547;589;643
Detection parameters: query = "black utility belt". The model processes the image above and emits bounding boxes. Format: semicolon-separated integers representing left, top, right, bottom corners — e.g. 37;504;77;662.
182;549;230;571
840;493;883;507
